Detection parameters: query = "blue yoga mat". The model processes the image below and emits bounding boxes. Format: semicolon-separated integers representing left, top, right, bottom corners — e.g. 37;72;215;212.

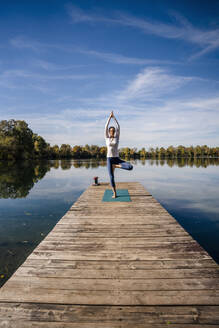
102;189;131;202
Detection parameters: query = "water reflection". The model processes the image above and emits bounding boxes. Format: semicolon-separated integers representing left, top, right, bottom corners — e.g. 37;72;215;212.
0;157;218;200
61;157;219;169
0;158;219;288
0;160;51;198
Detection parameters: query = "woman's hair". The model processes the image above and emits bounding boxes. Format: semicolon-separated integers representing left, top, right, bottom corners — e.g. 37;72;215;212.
109;126;115;132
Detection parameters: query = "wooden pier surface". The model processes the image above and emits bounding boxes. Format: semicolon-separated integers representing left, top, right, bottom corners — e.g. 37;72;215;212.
0;181;219;327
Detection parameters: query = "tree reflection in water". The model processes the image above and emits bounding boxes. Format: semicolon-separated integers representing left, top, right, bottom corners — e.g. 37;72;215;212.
0;160;51;198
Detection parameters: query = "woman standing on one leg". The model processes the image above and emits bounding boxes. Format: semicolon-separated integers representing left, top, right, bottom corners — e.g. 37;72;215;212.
105;111;133;198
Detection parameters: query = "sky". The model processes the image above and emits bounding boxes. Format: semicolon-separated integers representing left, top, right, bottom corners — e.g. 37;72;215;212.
1;0;219;149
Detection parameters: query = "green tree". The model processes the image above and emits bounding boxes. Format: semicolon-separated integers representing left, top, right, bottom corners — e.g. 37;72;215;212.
33;134;48;158
139;147;146;158
0;119;34;159
60;144;72;158
51;145;60;158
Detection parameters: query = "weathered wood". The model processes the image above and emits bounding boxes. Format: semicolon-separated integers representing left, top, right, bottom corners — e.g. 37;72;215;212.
0;303;219;327
22;258;219;269
12;265;219;279
0;181;219;326
3;274;219;290
0;287;219;305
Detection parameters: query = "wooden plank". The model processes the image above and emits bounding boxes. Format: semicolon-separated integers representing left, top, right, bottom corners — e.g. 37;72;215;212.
44;236;193;242
1;323;218;328
28;250;211;261
38;237;195;246
35;242;208;254
0;323;217;328
22;258;219;269
0;287;219;305
0;303;219;325
57;217;177;224
12;265;219;279
2;275;219;291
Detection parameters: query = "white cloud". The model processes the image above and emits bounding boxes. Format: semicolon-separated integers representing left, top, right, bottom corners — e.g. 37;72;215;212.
116;67;192;101
74;48;178;66
9;10;219;61
9;36;45;52
67;4;116;24
67;5;219;59
58;66;198;108
0;68;99;93
1;69;97;81
32;59;85;71
9;36;178;67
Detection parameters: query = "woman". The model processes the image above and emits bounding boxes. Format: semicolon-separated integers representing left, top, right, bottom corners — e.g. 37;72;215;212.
105;111;133;198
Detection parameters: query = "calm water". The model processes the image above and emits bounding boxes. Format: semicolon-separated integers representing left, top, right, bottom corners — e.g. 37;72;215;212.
0;158;219;287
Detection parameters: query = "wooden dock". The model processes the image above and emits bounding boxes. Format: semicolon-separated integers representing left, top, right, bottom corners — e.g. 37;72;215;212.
0;181;219;327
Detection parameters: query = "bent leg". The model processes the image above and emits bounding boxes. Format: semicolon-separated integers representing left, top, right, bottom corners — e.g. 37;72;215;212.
120;161;133;170
116;157;133;171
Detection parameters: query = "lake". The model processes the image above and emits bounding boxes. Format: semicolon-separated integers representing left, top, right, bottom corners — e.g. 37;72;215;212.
0;158;219;287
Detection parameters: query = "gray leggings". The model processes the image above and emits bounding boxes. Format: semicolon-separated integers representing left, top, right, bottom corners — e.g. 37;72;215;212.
107;157;133;188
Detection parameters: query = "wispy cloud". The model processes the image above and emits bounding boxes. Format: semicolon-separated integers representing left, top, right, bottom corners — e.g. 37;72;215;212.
9;36;72;53
66;3;116;24
50;66;205;109
2;69;96;80
75;48;178;66
32;59;85;71
0;68;98;93
9;36;178;66
67;5;219;59
116;67;193;101
10;36;45;52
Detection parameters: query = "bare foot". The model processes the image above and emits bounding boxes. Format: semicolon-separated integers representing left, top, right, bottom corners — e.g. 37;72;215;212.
112;194;117;198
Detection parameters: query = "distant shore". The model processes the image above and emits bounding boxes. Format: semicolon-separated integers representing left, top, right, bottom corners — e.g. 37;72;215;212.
1;119;219;160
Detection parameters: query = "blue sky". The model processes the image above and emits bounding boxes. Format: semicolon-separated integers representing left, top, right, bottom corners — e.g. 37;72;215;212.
1;0;219;148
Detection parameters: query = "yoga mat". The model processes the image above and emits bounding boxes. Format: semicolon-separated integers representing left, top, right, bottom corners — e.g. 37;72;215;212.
102;189;131;202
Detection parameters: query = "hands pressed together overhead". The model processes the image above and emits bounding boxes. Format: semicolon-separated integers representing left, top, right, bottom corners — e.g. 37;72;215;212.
110;111;114;118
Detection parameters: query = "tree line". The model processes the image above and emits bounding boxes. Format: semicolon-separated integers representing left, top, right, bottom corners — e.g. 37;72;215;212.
0;119;219;160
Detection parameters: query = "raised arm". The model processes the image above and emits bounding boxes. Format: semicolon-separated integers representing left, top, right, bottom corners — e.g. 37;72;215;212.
104;113;112;138
112;113;120;138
